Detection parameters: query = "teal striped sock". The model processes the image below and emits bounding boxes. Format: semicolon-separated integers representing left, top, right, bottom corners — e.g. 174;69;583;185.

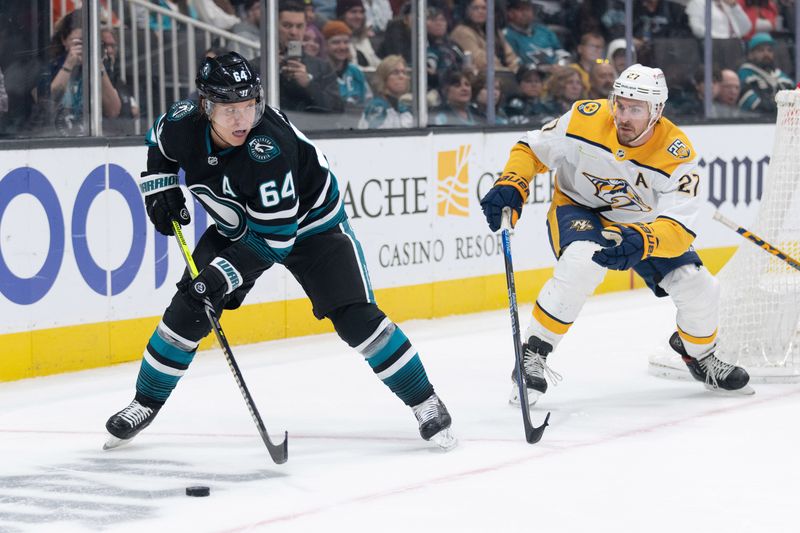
135;324;197;405
361;321;434;406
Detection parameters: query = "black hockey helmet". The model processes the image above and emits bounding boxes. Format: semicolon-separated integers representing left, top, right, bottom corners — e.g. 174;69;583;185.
196;52;262;104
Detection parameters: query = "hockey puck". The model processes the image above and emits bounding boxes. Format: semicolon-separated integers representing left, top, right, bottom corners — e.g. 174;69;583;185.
185;486;210;497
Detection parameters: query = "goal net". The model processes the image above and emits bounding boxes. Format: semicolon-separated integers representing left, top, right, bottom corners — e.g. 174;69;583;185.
650;89;800;383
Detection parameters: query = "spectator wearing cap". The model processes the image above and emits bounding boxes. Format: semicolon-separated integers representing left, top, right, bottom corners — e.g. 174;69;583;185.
426;4;464;97
278;0;344;113
738;32;794;114
231;0;261;59
503;0;564;73
324;21;372;107
450;0;519;74
358;55;413;129
431;70;479;126
606;38;637;74
338;0;382;67
504;64;557;126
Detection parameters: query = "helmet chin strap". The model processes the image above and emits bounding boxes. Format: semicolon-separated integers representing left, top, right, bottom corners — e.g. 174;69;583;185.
209;120;234;150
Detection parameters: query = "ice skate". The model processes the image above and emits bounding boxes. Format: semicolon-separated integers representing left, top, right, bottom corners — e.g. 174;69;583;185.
103;399;161;450
510;336;562;406
412;393;457;451
669;332;754;395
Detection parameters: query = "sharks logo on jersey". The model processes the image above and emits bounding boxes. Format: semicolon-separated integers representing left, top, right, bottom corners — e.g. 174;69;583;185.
247;135;280;162
168;100;197;121
584;172;653;212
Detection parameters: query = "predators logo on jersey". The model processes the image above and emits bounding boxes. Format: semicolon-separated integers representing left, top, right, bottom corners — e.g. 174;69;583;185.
569;219;595;231
577;101;600;116
667;138;691;159
584;172;653;212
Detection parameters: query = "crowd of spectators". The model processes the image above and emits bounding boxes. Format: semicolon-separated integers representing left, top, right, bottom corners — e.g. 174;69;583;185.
0;0;796;137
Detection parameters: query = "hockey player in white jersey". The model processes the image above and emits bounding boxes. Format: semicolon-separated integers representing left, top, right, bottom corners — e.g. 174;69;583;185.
480;64;752;404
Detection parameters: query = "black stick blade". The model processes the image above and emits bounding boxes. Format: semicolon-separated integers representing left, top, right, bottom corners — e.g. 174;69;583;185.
266;431;289;464
525;411;550;444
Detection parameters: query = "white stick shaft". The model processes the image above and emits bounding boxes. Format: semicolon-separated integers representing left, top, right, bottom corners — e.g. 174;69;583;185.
712;211;739;231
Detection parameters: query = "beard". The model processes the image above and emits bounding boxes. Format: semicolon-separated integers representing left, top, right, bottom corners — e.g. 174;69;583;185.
756;58;775;71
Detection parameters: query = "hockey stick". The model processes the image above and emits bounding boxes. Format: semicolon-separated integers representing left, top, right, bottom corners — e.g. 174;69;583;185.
713;211;800;272
500;208;550;444
172;220;289;464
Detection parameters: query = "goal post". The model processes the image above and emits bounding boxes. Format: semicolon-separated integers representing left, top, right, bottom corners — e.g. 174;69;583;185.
649;89;800;383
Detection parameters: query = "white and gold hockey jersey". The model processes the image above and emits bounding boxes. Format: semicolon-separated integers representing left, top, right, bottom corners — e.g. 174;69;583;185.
502;99;702;259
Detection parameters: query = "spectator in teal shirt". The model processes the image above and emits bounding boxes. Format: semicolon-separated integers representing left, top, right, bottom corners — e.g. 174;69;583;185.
502;0;564;72
738;32;794;115
323;20;371;107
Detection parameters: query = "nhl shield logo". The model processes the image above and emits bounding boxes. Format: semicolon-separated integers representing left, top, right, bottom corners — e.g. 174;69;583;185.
208;156;218;166
247;135;280;162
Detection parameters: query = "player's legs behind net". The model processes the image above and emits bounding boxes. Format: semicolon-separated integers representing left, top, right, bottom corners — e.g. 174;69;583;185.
512;240;752;405
659;264;752;394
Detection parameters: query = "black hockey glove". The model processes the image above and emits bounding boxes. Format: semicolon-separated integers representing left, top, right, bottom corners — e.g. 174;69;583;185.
592;224;649;271
180;257;244;313
137;172;191;236
480;174;529;232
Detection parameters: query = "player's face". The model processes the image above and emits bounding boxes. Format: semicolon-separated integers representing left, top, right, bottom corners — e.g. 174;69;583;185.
209;99;258;147
612;96;652;146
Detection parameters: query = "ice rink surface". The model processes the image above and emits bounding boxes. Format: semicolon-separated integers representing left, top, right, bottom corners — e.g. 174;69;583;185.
2;289;799;533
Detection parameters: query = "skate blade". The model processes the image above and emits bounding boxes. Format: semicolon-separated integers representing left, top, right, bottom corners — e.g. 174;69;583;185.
508;382;542;407
429;428;458;451
703;383;756;396
103;434;133;450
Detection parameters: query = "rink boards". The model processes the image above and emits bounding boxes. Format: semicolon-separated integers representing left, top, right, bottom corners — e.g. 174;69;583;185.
0;124;773;380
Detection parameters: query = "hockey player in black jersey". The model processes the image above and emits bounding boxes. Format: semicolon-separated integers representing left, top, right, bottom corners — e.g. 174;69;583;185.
104;52;455;452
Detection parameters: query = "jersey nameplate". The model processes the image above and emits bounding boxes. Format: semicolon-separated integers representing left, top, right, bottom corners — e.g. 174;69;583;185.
247;135;281;162
168;100;197;121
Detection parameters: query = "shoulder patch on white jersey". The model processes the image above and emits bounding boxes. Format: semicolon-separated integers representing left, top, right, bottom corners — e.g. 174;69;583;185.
577;101;601;116
666;138;691;159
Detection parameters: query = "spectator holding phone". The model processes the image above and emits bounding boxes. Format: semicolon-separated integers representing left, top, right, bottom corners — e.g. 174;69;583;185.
43;9;121;135
278;0;344;113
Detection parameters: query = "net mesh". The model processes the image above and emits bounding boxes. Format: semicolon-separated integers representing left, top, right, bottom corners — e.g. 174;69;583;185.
715;90;800;381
